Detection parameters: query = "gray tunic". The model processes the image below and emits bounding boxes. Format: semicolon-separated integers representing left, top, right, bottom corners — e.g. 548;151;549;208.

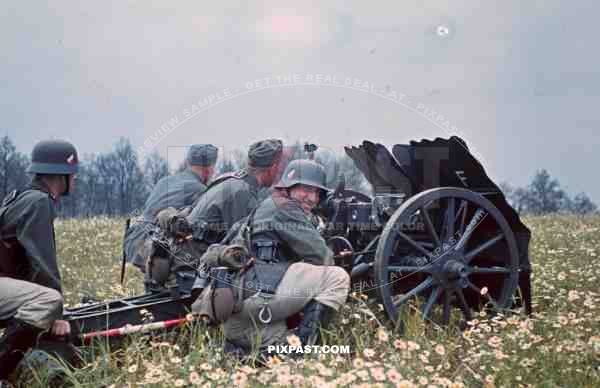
142;170;207;220
187;171;261;242
250;189;333;266
124;170;206;267
0;180;61;292
222;191;343;351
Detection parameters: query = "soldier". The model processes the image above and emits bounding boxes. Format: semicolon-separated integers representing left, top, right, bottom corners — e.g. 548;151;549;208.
183;139;288;290
123;144;218;271
139;139;289;316
0;140;78;380
221;159;350;355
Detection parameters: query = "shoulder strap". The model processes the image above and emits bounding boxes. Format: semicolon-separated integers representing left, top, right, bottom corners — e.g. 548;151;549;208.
233;170;249;179
206;169;248;191
0;189;30;241
1;190;21;207
243;207;259;252
0;189;34;217
217;206;258;247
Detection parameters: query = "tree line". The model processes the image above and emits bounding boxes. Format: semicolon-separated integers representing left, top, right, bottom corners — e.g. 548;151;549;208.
500;170;597;216
0;135;596;217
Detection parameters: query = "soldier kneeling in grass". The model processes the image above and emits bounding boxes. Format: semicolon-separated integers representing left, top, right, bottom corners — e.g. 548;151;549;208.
0;140;78;381
193;159;350;359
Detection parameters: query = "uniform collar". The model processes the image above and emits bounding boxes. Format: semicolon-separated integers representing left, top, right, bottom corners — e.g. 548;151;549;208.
30;178;57;201
183;169;202;182
244;171;260;193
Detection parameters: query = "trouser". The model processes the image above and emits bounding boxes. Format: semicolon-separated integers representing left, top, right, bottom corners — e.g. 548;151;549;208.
0;277;63;330
223;262;350;351
0;277;64;380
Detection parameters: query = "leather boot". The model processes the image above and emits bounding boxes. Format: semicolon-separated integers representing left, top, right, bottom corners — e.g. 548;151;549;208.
223;339;249;360
294;301;335;346
0;319;44;379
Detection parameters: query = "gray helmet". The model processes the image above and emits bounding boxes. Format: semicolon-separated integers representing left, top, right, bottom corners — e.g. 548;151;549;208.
27;140;79;175
276;159;329;191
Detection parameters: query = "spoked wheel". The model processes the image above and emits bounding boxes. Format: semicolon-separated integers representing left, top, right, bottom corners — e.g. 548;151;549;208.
374;187;520;328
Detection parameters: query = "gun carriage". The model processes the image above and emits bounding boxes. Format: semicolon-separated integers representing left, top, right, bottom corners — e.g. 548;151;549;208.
322;136;532;326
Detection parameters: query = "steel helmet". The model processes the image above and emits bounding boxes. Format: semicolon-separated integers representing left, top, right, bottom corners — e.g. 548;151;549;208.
27;140;79;175
276;159;329;191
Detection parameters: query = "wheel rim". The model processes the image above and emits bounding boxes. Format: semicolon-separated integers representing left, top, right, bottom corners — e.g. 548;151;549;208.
374;187;520;327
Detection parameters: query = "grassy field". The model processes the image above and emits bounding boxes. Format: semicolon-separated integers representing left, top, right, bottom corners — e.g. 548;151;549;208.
17;216;600;387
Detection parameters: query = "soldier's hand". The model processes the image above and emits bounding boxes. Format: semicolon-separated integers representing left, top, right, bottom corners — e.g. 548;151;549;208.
155;207;179;231
51;319;71;337
171;216;193;236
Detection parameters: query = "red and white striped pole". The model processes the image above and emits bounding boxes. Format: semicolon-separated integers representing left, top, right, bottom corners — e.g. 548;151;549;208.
80;317;193;344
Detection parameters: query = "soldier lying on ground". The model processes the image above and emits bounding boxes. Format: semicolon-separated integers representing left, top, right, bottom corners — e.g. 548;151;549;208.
123;144;218;276
0;140;78;381
192;159;350;358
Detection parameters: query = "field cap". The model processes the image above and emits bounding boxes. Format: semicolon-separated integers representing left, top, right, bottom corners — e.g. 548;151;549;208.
187;144;218;166
247;139;283;167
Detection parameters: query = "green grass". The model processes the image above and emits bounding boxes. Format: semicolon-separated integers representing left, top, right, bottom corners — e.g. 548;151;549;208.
15;216;600;387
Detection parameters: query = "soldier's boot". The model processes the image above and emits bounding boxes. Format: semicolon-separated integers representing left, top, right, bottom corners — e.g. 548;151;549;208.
0;319;44;379
294;300;336;347
223;339;249;360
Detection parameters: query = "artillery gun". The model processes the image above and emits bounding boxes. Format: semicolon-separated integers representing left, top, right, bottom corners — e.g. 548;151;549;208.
61;136;532;340
320;136;532;326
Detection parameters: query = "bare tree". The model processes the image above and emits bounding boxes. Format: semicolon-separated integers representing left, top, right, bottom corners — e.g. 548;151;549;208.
144;151;169;188
498;181;513;199
526;169;567;215
95;152;117;215
572;192;597;216
73;157;102;217
112;138;148;214
511;187;532;214
94;138;147;215
0;136;29;198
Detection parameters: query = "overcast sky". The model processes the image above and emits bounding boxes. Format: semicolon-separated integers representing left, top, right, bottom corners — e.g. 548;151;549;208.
1;1;598;201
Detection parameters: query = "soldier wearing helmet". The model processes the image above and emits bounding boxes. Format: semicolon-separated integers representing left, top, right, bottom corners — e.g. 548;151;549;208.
123;144;219;272
184;139;290;289
0;140;78;380
220;159;350;357
139;139;290;319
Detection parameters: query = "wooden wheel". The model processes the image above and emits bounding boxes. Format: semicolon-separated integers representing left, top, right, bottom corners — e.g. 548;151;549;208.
374;187;520;328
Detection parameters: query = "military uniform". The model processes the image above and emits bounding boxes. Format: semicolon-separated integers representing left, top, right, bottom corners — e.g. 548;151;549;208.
123;144;217;270
187;171;261;241
187;139;284;289
220;160;350;353
0;180;63;328
187;139;284;239
0;139;78;380
124;170;209;269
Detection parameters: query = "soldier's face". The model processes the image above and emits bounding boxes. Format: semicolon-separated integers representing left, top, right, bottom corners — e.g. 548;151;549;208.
290;185;321;213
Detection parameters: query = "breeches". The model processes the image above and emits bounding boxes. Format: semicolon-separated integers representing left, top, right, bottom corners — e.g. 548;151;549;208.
0;277;63;330
223;262;350;350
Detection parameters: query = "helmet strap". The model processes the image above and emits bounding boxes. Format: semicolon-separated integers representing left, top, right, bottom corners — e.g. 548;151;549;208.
63;175;71;196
